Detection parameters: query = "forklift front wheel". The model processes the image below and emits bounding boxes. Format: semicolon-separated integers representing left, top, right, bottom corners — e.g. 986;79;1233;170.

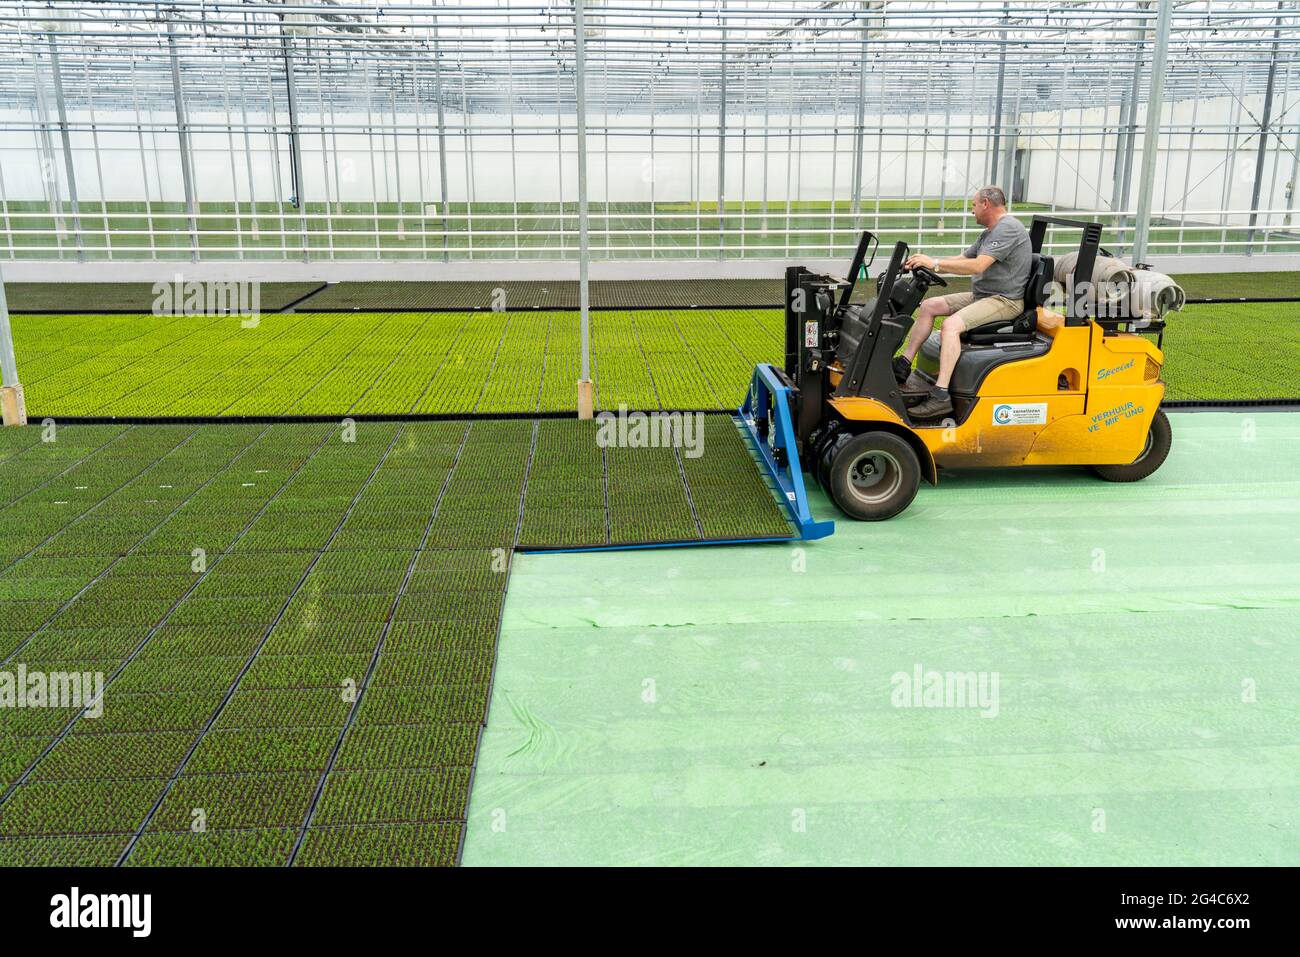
828;431;922;521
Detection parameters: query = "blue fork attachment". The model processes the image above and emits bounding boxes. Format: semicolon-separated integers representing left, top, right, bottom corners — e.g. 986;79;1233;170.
739;364;835;541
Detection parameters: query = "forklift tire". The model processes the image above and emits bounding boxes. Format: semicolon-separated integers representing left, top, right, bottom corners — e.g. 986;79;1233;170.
1090;409;1172;483
816;434;842;493
827;431;921;521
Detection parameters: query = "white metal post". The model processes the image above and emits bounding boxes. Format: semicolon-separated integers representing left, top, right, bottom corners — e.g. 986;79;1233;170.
575;0;593;419
166;18;199;262
1131;0;1173;264
47;32;84;261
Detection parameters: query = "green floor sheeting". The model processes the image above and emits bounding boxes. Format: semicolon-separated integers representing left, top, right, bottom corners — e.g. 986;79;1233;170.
463;411;1300;866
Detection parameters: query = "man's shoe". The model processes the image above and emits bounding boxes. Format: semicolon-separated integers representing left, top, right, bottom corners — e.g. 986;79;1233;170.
901;371;932;394
909;389;954;420
892;355;912;383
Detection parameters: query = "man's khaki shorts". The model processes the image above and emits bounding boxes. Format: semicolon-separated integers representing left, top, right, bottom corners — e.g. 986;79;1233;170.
934;292;1024;331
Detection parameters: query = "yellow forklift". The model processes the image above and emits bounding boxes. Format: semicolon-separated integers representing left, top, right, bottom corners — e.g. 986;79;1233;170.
741;216;1171;525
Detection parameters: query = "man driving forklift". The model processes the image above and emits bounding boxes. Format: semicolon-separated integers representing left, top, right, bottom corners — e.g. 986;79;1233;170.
893;186;1032;419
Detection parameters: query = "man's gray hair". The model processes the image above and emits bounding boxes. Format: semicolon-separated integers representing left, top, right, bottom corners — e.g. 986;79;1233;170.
976;186;1007;207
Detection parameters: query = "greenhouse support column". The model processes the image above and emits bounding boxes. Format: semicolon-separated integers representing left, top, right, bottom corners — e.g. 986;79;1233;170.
47;33;84;261
281;31;308;261
1113;6;1147;250
989;4;1009;184
431;25;451;262
1246;3;1284;253
0;267;24;427
1131;0;1172;265
849;4;869;223
717;3;727;260
575;0;593;420
167;19;199;262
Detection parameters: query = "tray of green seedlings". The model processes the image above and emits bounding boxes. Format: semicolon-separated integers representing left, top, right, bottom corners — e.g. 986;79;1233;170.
310;767;473;828
592;312;659;410
680;415;797;540
348;314;470;414
29;731;196;782
136;622;270;661
604;441;701;545
259;621;389;657
212;686;354;731
146;770;322;832
477;313;550;413
109;656;246;695
518;419;608;547
124;827;299;867
72;690;227;736
294;821;462;867
354;680;492;725
628;311;716;409
1;740;53;793
410;313;511;414
286;314;421;415
184;727;341;775
0;834;130;867
370;645;496;689
236;314;411;416
239;652;374;692
334;721;481;771
669;312;758;408
0;777;169;838
534;312;584;412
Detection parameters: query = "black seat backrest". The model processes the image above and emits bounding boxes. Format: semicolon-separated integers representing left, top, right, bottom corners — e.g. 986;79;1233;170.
1009;254;1054;334
1026;254;1054;308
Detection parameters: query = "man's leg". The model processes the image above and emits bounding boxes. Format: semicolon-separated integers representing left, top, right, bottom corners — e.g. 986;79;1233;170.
895;293;968;384
909;295;1021;419
934;315;966;389
902;296;952;363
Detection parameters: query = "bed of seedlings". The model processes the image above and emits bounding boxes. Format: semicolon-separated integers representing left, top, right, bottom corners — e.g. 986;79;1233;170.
10;302;1285;419
0;416;790;866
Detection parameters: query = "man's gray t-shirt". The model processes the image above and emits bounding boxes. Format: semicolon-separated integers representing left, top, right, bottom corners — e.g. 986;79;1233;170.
964;215;1032;299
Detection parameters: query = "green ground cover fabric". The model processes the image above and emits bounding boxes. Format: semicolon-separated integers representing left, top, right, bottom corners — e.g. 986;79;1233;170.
463;411;1300;866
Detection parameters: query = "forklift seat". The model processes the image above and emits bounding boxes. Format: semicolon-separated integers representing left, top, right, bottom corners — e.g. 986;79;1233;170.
918;332;1051;395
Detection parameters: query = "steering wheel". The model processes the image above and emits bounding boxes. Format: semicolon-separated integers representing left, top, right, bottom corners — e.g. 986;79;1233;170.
909;265;948;287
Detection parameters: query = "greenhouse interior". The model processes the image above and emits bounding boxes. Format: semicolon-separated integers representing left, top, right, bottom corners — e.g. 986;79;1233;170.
0;0;1296;887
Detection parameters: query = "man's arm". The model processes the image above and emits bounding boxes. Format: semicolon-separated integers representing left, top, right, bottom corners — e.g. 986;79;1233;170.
904;252;996;276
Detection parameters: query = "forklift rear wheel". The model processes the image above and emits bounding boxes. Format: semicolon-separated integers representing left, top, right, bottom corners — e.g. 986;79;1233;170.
828;431;921;521
1089;409;1172;482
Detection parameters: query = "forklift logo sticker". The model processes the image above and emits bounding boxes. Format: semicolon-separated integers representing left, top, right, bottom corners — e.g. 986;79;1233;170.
804;320;818;347
992;403;1047;426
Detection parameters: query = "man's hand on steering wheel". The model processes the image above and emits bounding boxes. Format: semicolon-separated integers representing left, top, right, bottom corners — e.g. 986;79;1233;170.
904;254;949;287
